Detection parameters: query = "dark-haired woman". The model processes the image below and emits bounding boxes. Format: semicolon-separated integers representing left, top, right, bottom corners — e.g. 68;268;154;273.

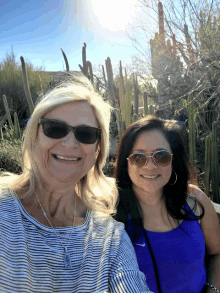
114;116;220;293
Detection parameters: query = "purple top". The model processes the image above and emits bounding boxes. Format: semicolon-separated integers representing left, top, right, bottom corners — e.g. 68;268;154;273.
126;203;206;293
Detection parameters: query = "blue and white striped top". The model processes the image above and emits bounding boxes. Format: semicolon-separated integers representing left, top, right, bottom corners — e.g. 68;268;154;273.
0;189;152;293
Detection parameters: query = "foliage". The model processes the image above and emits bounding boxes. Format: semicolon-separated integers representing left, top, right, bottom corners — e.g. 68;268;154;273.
0;126;22;174
0;49;52;120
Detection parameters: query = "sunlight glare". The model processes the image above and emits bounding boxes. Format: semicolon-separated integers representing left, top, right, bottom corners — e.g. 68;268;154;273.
91;0;139;30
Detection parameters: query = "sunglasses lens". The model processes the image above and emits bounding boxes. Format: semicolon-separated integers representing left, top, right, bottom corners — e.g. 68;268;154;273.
42;120;68;139
40;119;100;144
153;151;172;166
130;154;147;168
75;126;99;144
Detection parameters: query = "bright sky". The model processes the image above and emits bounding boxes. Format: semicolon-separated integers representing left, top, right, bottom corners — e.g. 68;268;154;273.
0;0;149;72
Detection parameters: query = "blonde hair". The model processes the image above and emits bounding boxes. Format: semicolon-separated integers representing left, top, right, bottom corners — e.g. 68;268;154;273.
1;73;118;216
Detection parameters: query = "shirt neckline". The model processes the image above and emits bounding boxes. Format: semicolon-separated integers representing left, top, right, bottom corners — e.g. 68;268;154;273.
10;189;91;233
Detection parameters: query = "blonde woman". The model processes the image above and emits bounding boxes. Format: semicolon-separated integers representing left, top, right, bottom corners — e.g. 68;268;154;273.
0;75;152;293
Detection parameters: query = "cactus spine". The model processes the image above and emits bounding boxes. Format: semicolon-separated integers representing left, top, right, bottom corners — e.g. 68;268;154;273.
20;56;34;114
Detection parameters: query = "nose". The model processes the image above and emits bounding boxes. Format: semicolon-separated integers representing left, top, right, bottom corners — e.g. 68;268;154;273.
60;130;79;148
142;156;158;169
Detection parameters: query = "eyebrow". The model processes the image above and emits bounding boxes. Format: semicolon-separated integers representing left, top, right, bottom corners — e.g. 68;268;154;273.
132;148;168;152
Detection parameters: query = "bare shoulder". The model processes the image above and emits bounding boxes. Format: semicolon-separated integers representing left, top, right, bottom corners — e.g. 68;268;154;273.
188;184;219;213
188;184;220;255
188;184;208;202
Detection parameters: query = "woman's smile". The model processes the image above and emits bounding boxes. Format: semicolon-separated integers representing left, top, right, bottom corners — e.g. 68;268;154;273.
52;153;82;163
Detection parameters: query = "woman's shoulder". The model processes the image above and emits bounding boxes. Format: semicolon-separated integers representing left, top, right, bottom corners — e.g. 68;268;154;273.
187;184;215;210
91;211;125;237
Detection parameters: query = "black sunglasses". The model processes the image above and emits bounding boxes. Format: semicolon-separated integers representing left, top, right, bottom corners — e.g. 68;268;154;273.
39;118;101;144
127;150;173;168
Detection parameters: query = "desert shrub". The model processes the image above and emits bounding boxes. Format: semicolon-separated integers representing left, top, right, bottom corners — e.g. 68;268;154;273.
0;125;22;174
0;49;52;119
0;138;22;174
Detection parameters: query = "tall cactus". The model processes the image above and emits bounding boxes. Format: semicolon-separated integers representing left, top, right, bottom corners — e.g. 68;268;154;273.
3;95;13;129
144;92;148;116
61;48;70;72
0;128;3;140
87;61;94;84
13;112;22;140
204;134;211;197
188;94;197;167
20;56;34;114
211;121;219;203
78;43;94;83
134;74;139;115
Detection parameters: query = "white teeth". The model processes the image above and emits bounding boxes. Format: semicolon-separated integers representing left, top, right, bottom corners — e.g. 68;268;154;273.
54;155;79;161
142;175;158;179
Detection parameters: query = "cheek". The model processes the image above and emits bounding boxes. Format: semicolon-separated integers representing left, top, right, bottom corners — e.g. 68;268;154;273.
83;144;98;166
162;165;172;181
128;165;139;182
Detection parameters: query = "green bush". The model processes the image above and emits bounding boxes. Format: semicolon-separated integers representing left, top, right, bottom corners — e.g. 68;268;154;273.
0;126;22;174
0;49;52;118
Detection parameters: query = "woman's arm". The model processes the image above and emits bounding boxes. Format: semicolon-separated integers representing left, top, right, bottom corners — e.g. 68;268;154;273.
189;184;220;293
109;227;153;293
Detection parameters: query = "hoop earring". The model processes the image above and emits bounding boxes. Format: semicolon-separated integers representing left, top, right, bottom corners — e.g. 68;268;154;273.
169;170;177;185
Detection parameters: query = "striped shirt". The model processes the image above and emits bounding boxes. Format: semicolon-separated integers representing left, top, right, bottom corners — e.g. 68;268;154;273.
0;189;152;293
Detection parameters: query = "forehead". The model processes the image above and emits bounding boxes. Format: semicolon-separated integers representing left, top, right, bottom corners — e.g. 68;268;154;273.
44;101;98;127
132;130;171;152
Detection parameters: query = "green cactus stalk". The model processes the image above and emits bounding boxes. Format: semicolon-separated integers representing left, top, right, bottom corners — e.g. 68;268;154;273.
119;61;125;94
115;108;124;139
82;43;87;75
78;43;89;77
61;48;70;72
144;92;148;116
133;113;138;122
149;105;154;115
102;65;107;87
3;95;13;129
87;61;94;83
13;112;22;140
134;75;139;115
188;94;197;168
211;121;219;203
125;79;132;125
105;57;116;107
204;134;211;197
0;128;3;140
20;56;34;114
105;57;114;92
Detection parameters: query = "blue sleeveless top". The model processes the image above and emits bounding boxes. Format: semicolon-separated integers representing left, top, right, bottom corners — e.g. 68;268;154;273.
125;203;206;293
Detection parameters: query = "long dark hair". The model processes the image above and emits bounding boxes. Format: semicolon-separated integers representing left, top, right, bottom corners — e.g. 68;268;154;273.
114;115;204;241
